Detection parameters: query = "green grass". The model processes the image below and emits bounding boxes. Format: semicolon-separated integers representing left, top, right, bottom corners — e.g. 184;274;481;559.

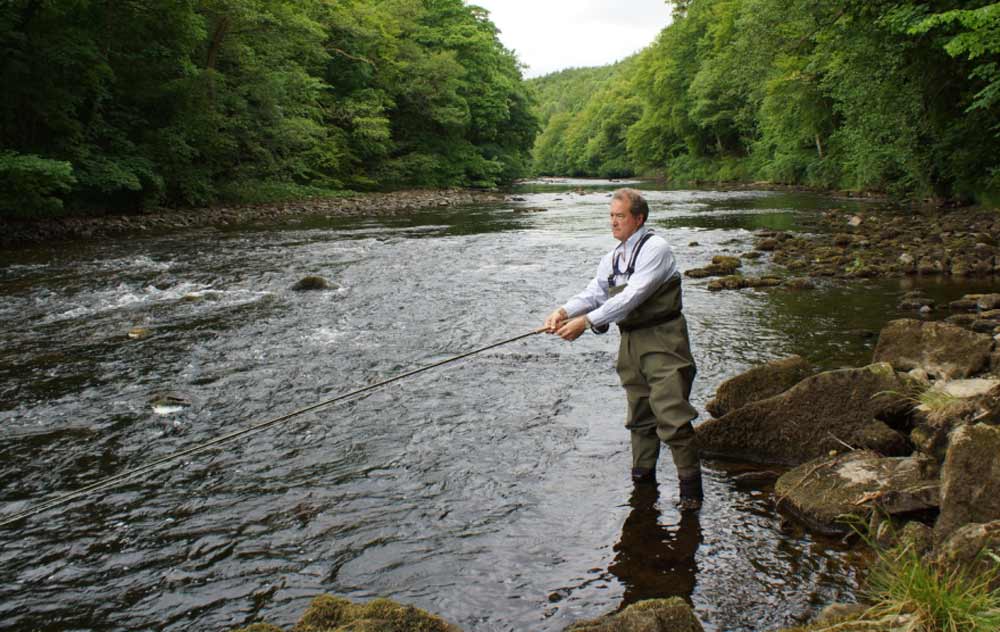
862;545;1000;632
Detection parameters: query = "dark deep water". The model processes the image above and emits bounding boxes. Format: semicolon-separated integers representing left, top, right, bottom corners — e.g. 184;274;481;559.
1;181;994;631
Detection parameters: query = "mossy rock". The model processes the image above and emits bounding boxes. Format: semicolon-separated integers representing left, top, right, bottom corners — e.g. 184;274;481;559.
697;363;912;466
706;355;812;418
233;625;284;632
706;275;746;291
293;595;461;632
564;597;704;632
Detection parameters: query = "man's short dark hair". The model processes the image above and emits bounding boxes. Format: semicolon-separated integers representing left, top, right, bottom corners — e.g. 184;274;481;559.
612;188;649;223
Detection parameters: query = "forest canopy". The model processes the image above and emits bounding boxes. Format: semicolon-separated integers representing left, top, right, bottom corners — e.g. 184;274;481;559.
0;0;538;215
530;0;1000;201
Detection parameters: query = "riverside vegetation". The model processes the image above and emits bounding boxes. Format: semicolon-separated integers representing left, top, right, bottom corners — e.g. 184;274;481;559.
0;0;536;217
531;1;1000;202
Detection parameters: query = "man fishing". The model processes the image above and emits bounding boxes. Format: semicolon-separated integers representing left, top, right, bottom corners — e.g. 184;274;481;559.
543;188;703;510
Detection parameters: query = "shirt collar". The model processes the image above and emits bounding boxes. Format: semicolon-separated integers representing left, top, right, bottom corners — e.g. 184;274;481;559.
617;225;650;255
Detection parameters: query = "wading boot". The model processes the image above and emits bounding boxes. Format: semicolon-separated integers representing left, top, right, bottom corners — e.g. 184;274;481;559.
676;470;703;511
631;467;656;484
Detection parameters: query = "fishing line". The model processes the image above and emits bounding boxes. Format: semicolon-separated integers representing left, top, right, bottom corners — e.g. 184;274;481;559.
0;328;545;529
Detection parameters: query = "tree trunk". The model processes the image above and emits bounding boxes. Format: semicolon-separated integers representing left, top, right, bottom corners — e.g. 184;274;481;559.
206;16;231;71
815;133;824;159
205;16;231;101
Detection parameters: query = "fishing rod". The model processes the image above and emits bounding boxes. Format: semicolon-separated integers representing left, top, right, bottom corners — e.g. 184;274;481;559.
0;328;546;529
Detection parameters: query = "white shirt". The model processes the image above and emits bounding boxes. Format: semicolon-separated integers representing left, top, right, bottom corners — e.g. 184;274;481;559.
562;226;678;329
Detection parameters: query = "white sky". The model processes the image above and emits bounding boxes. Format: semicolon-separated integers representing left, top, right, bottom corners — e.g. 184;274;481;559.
471;0;674;78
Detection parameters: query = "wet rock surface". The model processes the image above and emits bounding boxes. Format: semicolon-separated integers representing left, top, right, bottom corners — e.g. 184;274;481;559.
697;363;912;466
291;275;338;291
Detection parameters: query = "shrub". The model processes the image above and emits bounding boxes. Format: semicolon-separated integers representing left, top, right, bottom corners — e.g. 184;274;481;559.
0;152;76;217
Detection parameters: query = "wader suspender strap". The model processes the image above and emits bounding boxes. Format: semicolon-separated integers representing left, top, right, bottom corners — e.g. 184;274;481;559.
608;231;655;288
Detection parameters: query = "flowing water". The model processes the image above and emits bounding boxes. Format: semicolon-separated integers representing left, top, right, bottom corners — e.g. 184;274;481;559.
1;181;991;631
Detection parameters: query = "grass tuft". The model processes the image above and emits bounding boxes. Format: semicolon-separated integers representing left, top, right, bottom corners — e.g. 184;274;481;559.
862;545;1000;632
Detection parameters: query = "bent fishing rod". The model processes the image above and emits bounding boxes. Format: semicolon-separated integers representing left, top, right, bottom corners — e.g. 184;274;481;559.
0;328;546;529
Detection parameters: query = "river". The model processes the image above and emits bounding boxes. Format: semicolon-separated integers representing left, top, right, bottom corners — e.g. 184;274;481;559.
1;181;983;631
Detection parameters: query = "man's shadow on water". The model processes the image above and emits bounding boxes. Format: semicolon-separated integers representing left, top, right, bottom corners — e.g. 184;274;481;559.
608;483;702;608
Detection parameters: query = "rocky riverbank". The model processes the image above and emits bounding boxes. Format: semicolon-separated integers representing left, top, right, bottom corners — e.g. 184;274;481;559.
0;189;504;247
697;317;1000;631
683;205;1000;288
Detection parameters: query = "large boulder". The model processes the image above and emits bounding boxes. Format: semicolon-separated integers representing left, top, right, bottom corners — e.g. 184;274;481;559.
705;355;813;418
873;319;994;379
564;597;704;632
935;521;1000;590
775;451;940;535
697;363;912;466
935;424;1000;540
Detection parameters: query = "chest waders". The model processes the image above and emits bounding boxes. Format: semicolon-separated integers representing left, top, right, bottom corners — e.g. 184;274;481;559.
602;233;702;505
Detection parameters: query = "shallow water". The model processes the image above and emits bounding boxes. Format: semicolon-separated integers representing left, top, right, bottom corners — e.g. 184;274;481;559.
0;183;991;631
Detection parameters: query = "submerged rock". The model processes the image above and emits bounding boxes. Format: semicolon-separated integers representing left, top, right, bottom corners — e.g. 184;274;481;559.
775;451;940;535
697;363;912;466
872;319;994;379
564;597;704;632
292;275;337;291
686;255;742;279
784;277;816;290
706;355;813;418
149;391;192;414
936;424;1000;540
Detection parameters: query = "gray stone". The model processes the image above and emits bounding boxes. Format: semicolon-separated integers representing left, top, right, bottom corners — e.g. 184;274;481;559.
705;355;813;418
775;451;940;535
936;424;1000;540
697;363;912;466
872;319;994;379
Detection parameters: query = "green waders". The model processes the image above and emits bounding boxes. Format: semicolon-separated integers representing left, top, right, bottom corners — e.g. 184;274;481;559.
610;276;700;479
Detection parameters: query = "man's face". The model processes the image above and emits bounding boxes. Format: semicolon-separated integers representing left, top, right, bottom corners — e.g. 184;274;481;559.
610;198;644;242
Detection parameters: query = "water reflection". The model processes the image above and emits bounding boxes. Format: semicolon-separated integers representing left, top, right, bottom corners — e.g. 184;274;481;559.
610;483;702;608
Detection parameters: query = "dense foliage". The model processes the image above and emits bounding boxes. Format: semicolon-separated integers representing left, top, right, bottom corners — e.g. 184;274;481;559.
0;0;537;215
530;0;1000;200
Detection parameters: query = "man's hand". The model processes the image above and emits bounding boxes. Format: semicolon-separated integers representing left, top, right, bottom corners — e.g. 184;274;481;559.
544;307;568;333
556;316;588;341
